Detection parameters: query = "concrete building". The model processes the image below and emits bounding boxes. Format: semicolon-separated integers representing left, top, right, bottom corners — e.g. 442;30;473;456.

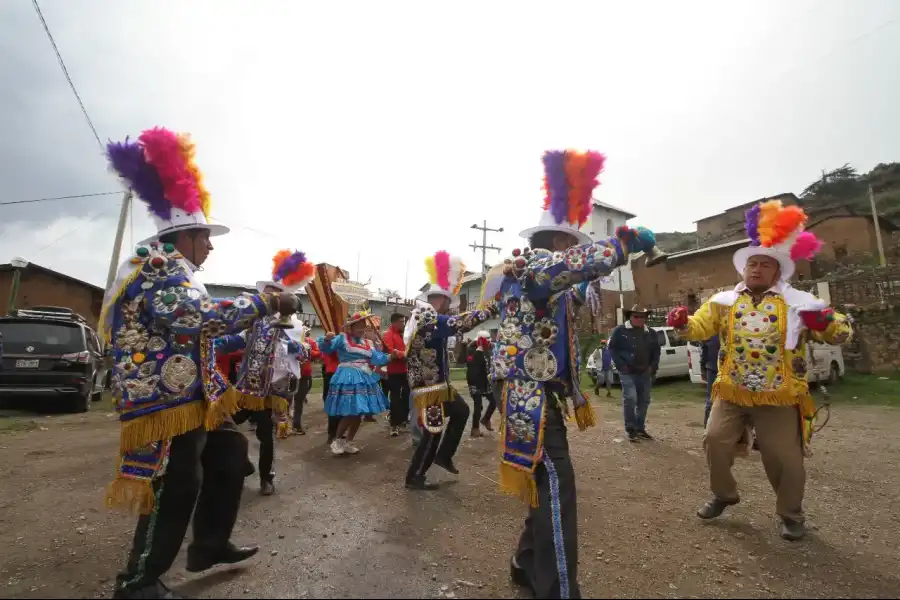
0;261;103;328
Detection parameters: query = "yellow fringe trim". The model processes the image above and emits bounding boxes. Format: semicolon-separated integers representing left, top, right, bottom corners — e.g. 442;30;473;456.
276;421;290;439
499;463;540;508
203;386;241;431
233;391;288;414
119;400;205;453
236;391;268;411
411;384;450;411
573;401;596;431
105;477;154;515
712;381;801;408
269;396;289;414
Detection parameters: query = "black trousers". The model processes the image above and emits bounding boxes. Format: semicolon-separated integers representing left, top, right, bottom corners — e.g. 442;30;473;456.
405;390;469;482
292;375;312;429
388;373;411;427
323;371;341;441
472;391;496;428
235;408;275;483
116;425;249;592
514;403;581;599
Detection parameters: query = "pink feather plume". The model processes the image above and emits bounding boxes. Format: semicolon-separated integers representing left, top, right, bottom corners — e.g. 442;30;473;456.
790;231;823;260
137;127;201;214
434;251;451;290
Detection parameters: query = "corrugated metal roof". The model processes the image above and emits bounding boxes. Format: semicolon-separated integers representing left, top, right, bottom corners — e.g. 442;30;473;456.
592;199;636;219
667;239;749;260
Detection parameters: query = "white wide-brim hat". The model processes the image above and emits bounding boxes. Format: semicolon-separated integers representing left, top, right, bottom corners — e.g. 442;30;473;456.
519;210;592;246
422;284;460;309
256;280;287;293
733;245;795;281
139;208;229;245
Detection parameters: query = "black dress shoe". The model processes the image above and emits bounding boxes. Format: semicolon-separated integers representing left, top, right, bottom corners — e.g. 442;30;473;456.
434;457;459;475
509;557;533;593
260;480;275;496
185;542;259;573
405;477;439;491
113;580;183;599
638;430;654;440
697;497;740;520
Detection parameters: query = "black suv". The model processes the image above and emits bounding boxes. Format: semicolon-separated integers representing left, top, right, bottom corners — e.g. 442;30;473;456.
0;306;103;412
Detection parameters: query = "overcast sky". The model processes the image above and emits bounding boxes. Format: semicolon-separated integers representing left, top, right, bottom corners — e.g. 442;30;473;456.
1;0;899;296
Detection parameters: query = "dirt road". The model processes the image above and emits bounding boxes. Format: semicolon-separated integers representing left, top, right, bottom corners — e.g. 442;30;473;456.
2;385;899;599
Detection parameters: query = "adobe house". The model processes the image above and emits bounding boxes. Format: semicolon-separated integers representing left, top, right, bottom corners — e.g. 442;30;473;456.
0;261;104;328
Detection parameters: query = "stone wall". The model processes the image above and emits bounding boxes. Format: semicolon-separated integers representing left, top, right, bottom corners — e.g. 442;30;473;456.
817;266;900;372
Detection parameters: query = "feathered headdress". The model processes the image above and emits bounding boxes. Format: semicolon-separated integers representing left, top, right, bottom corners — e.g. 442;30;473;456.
423;250;466;298
734;199;822;281
258;249;316;293
106;127;227;243
521;150;606;245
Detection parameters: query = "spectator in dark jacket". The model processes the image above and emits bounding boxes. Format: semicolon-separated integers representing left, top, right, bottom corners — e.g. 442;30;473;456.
466;332;496;437
700;335;720;426
608;305;661;442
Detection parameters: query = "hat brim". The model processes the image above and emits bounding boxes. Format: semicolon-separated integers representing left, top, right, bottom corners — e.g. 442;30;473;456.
345;314;372;327
256;280;286;293
519;224;592;246
624;310;650;318
733;245;795;281
138;223;230;246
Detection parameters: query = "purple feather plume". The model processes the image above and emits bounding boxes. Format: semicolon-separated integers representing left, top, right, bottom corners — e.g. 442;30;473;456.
542;151;569;225
744;204;761;247
274;251;307;282
106;138;170;220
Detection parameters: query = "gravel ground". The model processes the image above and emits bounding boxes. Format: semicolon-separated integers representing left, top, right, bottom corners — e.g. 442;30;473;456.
1;384;899;599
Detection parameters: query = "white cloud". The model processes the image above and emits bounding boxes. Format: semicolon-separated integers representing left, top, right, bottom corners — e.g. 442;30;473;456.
3;0;900;296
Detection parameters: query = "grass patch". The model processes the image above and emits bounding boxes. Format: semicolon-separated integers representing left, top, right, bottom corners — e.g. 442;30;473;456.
823;372;900;406
0;418;39;434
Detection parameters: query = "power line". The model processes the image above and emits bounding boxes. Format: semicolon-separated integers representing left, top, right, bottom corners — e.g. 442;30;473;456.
0;191;121;207
31;0;104;150
32;210;111;256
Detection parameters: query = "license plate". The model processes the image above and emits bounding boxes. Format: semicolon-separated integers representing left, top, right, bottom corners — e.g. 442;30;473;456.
15;359;39;369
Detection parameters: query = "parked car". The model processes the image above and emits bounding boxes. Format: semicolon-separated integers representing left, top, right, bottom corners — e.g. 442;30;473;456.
687;339;844;385
610;325;690;383
0;306;104;412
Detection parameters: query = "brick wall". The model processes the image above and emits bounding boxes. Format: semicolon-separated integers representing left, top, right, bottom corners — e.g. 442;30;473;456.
0;268;102;328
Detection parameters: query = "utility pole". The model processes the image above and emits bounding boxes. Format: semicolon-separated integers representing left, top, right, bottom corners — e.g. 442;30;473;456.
105;191;132;291
868;184;887;267
470;220;504;275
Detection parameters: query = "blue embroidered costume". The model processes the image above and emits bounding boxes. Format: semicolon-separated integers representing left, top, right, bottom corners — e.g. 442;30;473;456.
318;333;391;416
493;227;660;503
101;242;271;512
215;316;306;414
405;306;495;431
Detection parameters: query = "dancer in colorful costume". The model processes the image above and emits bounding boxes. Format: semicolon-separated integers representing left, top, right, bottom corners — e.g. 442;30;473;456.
666;199;852;541
403;252;497;490
319;310;397;455
215;250;313;495
102;128;301;599
483;150;668;599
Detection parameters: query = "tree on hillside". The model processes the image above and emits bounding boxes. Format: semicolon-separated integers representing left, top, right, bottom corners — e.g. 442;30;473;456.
801;164;865;202
866;162;900;193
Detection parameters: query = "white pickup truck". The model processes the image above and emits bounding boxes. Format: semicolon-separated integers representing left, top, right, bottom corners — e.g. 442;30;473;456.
687;340;844;385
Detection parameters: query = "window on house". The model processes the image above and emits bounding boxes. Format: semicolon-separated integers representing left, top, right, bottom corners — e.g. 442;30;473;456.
606;218;614;237
687;293;698;312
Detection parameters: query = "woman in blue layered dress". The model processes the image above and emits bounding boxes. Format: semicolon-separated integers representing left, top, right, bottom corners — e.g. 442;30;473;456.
318;311;400;456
